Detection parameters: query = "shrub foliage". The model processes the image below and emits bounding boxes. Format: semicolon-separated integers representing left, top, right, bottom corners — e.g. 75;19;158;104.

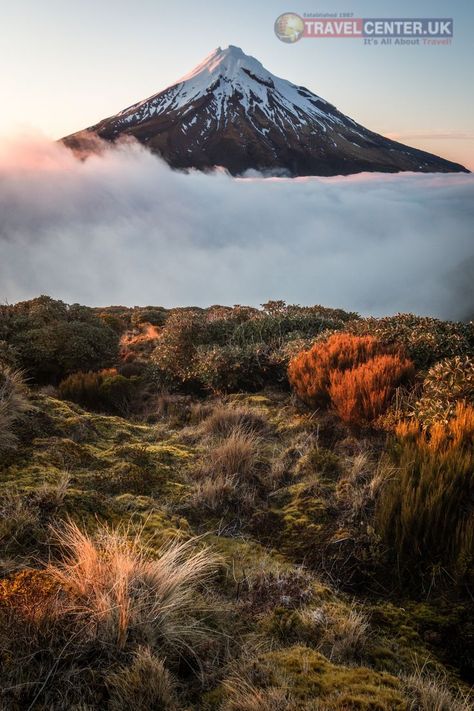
412;355;474;426
58;369;137;414
344;314;474;368
152;303;356;392
0;296;119;383
288;333;413;426
329;354;414;427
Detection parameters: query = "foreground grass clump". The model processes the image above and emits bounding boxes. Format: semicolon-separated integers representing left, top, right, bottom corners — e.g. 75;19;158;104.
49;520;219;651
0;363;29;453
105;646;178;710
377;402;474;588
0;521;219;708
288;333;413;426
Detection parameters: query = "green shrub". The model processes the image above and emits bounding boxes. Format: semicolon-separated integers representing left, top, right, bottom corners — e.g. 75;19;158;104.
412;356;474;426
0;340;19;368
152;309;209;385
58;369;137;414
0;296;119;383
195;344;272;393
130;307;169;329
151;303;356;393
98;312;128;335
345;314;474;368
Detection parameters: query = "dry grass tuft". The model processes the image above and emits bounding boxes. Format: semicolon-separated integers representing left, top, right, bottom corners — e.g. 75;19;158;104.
0;364;30;452
221;678;294;711
241;567;314;613
322;606;370;663
189;473;240;512
48;520;219;653
190;426;262;513
300;603;370;663
106;646;177;710
206;426;260;479
202;404;268;438
405;668;472;711
0;492;41;556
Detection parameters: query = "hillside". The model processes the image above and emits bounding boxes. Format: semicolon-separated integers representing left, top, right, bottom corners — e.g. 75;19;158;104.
1;297;473;710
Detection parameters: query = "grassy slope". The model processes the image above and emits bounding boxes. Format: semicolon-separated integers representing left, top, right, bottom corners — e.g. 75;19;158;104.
1;389;471;709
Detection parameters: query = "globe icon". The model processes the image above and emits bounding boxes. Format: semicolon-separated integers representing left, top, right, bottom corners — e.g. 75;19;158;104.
274;13;305;43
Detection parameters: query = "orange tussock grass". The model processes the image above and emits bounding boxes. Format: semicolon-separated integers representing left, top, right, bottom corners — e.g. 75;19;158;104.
377;402;474;583
288;333;397;408
329;354;414;427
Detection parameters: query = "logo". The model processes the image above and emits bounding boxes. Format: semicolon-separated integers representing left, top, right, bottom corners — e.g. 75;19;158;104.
274;14;453;45
274;13;305;43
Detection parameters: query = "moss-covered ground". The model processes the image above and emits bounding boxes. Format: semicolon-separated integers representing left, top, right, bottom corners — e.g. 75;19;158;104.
0;389;472;709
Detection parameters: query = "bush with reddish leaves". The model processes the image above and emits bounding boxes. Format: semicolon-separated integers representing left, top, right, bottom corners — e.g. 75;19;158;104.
329;354;414;427
288;333;414;426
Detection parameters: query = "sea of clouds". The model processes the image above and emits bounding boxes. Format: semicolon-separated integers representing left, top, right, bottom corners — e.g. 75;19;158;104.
0;134;473;319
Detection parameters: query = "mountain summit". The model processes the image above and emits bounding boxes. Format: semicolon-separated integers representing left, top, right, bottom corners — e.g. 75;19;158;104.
63;45;468;176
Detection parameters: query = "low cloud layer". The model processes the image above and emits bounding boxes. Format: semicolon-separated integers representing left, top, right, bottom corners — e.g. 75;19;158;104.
1;134;473;319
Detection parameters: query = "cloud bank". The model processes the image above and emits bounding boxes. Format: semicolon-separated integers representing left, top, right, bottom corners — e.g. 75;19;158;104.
0;134;473;319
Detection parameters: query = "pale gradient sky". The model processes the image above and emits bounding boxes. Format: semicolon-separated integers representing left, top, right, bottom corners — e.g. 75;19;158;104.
1;0;473;168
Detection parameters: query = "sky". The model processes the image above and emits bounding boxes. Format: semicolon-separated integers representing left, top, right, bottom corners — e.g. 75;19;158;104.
1;0;473;168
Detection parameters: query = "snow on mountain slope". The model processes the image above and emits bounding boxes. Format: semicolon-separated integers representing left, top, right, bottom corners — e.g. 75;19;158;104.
114;46;339;132
63;45;468;176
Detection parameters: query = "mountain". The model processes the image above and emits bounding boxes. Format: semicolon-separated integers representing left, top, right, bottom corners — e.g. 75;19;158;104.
62;45;468;176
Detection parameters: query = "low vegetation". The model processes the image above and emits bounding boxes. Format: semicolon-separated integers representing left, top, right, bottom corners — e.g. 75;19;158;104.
0;297;472;709
377;402;474;590
0;363;30;453
288;333;414;427
58;368;138;414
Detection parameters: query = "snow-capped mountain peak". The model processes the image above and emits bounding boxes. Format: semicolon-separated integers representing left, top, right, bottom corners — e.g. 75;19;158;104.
62;46;468;176
113;45;332;135
177;45;266;83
